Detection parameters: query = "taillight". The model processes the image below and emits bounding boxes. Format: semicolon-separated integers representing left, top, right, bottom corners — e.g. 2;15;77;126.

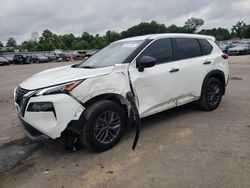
221;53;228;59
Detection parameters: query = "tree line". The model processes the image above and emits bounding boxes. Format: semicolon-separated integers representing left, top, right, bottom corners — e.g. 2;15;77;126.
1;18;250;52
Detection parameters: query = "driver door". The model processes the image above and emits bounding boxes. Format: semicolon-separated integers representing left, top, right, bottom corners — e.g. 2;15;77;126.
129;38;182;118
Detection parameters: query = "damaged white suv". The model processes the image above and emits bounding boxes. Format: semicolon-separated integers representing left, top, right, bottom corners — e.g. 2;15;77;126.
14;34;229;151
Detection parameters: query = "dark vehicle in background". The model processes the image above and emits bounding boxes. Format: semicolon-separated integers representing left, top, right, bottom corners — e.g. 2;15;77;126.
13;54;28;64
0;57;10;65
3;55;14;64
228;44;250;55
85;53;93;58
31;55;49;63
46;53;59;62
57;53;69;61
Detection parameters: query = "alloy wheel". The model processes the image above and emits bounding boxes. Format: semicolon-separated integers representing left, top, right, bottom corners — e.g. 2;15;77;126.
94;111;121;144
207;82;221;106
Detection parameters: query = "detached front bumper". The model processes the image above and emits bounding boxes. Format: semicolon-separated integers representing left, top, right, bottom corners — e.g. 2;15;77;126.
19;116;49;142
15;91;85;140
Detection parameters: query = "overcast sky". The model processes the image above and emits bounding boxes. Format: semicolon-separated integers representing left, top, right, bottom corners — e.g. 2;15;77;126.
0;0;250;44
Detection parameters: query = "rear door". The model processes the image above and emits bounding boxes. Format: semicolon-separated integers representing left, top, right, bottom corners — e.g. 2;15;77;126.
172;38;213;106
129;38;182;117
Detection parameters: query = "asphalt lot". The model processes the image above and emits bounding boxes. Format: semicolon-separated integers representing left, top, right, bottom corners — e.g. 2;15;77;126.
0;57;250;188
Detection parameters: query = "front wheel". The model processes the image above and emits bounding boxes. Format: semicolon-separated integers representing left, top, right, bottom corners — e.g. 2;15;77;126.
81;100;126;152
198;77;223;111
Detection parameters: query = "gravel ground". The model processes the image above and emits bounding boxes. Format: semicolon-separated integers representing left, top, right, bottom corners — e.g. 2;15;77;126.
0;56;249;188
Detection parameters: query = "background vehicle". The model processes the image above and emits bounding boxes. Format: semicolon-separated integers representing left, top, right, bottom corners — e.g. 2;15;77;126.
15;34;229;152
56;53;69;61
0;57;10;65
31;55;49;63
219;43;235;54
67;51;82;60
13;54;28;64
46;53;59;62
3;55;14;64
228;43;250;55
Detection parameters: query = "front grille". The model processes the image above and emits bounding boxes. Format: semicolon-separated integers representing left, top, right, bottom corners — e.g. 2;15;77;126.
15;86;30;106
15;86;37;116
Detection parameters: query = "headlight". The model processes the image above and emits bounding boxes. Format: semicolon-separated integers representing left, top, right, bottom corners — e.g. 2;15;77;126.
36;80;83;96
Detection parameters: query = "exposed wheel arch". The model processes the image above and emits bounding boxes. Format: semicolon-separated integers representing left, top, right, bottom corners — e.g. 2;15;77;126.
83;93;131;118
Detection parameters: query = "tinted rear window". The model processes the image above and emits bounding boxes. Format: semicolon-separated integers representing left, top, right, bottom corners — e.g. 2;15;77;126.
198;39;213;55
174;38;201;60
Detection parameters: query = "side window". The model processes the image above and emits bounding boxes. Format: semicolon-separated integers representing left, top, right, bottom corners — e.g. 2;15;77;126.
198;39;213;55
174;38;202;60
138;38;173;64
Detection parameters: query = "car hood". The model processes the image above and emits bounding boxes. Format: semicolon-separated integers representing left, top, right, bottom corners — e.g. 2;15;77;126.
20;65;114;90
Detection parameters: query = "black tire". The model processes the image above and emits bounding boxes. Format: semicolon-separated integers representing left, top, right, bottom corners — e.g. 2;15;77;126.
81;100;126;152
198;77;223;111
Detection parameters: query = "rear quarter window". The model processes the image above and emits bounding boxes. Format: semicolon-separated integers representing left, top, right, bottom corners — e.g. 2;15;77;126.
173;38;201;60
198;39;213;55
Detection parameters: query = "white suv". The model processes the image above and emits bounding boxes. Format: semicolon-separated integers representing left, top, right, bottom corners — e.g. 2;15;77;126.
14;34;229;151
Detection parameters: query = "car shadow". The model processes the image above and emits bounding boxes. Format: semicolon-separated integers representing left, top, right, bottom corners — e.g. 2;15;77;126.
123;102;202;140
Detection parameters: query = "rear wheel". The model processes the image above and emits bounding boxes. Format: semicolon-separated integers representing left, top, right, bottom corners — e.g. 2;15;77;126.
198;77;223;111
81;100;126;152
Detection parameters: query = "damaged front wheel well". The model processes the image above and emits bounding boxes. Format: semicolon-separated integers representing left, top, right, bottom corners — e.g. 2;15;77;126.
83;93;130;118
62;93;135;151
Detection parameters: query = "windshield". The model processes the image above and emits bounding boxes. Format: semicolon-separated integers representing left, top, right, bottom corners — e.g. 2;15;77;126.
79;40;144;68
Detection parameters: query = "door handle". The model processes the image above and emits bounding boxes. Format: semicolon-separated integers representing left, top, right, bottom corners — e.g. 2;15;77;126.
203;61;211;65
169;68;179;73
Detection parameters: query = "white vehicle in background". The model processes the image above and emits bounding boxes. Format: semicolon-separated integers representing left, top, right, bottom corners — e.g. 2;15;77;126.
228;43;250;55
14;33;229;151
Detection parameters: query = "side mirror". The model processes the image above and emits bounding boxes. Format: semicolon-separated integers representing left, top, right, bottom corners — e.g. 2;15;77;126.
137;56;156;72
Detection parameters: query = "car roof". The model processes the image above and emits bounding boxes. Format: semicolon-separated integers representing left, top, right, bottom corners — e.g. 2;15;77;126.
118;33;215;42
